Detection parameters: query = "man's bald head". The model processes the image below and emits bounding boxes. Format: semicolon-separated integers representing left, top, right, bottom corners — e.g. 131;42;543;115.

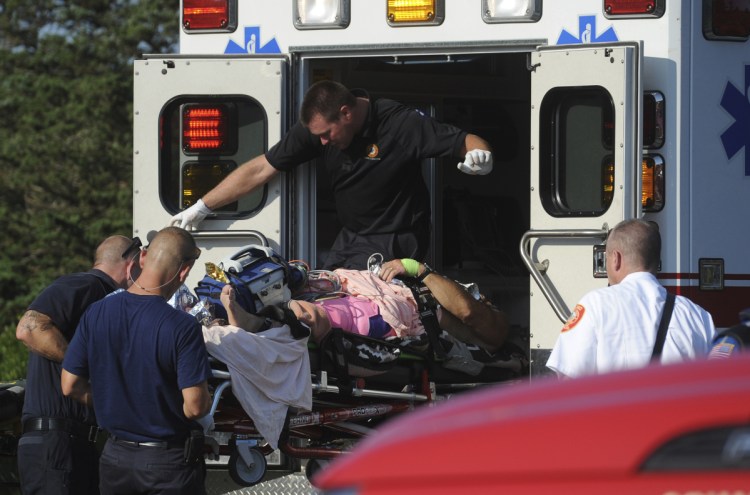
94;236;132;266
144;227;201;275
92;235;138;288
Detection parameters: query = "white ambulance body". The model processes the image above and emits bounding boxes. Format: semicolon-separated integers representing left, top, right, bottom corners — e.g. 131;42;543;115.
133;0;750;375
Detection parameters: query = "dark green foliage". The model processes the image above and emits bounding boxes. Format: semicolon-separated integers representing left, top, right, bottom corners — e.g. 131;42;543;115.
0;0;178;380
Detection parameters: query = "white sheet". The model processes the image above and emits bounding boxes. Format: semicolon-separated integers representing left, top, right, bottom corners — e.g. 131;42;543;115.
202;324;312;449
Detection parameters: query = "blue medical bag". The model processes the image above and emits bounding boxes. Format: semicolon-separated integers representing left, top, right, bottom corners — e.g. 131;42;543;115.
194;245;289;320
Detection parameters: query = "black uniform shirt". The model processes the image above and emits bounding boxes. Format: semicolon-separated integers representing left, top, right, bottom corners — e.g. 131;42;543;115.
21;269;118;425
266;90;467;235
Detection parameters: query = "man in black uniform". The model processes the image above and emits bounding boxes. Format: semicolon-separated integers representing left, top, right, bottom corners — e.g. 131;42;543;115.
15;235;141;495
171;80;494;269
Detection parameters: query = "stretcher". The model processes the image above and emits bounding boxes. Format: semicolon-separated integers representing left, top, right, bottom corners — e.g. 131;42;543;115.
192;239;528;486
202;326;528;487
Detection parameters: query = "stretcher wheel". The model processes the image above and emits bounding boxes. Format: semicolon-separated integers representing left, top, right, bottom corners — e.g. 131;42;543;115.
305;458;330;485
228;447;267;487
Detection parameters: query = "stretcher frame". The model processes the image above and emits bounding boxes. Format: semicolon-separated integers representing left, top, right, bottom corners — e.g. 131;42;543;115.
204;337;526;487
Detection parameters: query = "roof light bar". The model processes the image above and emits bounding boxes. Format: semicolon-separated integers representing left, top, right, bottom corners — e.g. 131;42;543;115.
387;0;444;26
294;0;350;29
604;0;665;18
703;0;750;41
482;0;542;23
182;0;237;32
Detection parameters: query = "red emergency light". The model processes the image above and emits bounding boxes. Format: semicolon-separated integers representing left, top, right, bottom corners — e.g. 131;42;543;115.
182;105;236;154
703;0;750;40
643;91;664;149
604;0;665;17
182;0;234;31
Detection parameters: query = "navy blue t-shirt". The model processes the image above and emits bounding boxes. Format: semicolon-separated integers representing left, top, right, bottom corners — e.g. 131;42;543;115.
709;324;750;359
266;90;467;235
63;291;212;442
21;269;117;424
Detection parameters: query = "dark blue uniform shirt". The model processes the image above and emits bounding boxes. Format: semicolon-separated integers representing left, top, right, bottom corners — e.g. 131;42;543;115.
63;292;212;442
21;269;118;425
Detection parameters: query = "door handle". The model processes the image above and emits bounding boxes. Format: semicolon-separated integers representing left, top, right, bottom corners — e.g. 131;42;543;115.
520;228;608;323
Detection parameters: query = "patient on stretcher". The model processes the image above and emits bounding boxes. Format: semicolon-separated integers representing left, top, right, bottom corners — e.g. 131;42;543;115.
220;257;510;355
198;259;523;448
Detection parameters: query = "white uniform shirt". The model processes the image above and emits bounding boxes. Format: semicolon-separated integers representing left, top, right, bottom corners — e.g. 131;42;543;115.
546;272;716;378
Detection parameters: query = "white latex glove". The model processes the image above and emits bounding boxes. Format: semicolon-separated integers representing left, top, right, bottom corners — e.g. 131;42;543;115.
169;199;212;231
457;149;493;176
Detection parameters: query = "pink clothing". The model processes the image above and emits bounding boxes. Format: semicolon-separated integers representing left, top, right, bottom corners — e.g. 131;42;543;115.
333;269;425;337
318;296;395;338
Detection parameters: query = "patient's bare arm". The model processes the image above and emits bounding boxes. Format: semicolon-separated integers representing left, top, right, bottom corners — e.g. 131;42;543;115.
220;285;267;332
379;260;509;352
424;270;509;353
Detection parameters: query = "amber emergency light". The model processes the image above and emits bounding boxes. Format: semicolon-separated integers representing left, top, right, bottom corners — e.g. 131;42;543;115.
181;162;237;209
387;0;444;26
182;0;233;31
604;0;665;17
642;155;665;212
602;161;615;208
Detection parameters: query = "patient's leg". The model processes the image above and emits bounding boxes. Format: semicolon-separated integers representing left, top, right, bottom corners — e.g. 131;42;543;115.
220;285;263;331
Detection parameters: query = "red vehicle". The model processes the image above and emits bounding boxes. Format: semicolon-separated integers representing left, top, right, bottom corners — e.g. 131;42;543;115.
314;355;750;494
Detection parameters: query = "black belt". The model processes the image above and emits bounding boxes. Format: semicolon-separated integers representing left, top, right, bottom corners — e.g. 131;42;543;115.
23;417;101;443
109;435;185;449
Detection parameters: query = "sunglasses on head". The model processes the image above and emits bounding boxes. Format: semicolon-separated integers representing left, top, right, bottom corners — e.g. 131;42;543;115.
122;237;142;260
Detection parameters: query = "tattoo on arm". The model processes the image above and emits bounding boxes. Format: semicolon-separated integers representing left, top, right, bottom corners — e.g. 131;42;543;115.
17;310;68;362
22;310;56;333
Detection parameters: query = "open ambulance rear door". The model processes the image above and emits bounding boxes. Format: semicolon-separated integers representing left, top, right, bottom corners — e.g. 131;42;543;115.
525;42;642;376
133;56;287;288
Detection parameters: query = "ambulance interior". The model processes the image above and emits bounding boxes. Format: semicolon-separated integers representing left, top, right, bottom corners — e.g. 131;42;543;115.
303;51;531;330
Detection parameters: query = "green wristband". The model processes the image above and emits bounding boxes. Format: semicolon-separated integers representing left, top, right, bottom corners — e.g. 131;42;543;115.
400;258;420;277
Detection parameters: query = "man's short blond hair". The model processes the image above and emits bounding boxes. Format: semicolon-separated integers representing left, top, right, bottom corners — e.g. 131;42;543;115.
607;219;661;273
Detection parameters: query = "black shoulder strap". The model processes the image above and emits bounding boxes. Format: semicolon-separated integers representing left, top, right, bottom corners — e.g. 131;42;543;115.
651;292;676;361
404;278;447;361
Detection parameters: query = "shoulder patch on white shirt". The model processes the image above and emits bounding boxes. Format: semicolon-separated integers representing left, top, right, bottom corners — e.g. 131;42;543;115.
562;304;585;333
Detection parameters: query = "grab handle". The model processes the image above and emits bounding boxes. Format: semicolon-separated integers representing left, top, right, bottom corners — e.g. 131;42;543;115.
519;228;608;323
189;230;269;247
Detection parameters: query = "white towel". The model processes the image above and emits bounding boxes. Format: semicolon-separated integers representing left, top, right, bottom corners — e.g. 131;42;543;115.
202;324;312;449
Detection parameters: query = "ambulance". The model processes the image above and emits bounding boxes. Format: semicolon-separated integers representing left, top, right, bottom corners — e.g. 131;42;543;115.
132;0;750;377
